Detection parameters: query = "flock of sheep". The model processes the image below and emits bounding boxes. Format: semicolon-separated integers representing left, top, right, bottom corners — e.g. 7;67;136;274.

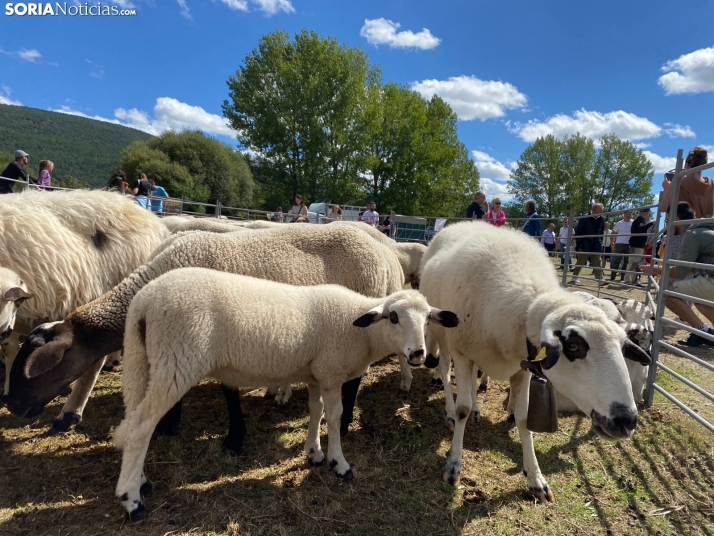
0;189;654;521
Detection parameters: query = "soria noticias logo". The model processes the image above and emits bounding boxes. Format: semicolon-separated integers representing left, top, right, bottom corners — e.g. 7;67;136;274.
5;3;137;16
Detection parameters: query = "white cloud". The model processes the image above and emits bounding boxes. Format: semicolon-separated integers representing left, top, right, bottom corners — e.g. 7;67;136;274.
411;75;527;121
252;0;294;14
634;142;651;149
216;0;294;14
663;122;695;138
0;85;21;106
17;48;41;63
658;45;714;95
113;0;135;7
86;59;105;79
642;150;676;174
53;97;235;137
176;0;191;19
479;178;513;202
360;18;440;50
509;109;662;142
218;0;248;10
472;150;511;181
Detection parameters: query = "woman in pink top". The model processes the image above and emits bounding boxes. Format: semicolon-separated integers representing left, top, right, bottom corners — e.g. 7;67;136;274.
37;160;53;190
486;197;507;226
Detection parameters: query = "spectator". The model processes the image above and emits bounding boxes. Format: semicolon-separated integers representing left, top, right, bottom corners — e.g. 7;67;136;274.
659;146;713;219
327;204;344;223
295;216;310;223
37;160;54;190
558;218;574;271
522;199;541;240
625;208;654;286
644;202;714;347
541;223;557;255
150;179;168;213
602;222;612;269
132;172;152;210
570;203;605;286
104;170;127;192
288;194;308;222
609;210;633;287
0;150;36;194
466;191;487;220
274;207;284;223
486;197;507;226
362;202;379;227
379;213;393;237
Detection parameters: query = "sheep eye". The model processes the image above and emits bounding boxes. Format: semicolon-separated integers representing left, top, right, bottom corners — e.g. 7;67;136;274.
567;344;578;352
389;311;399;324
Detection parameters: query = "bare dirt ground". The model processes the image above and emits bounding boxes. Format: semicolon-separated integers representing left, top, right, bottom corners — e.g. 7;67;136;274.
1;268;712;535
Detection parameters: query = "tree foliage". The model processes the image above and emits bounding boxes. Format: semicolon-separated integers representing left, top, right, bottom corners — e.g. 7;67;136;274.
508;133;654;217
0;104;151;187
120;130;255;207
223;30;479;216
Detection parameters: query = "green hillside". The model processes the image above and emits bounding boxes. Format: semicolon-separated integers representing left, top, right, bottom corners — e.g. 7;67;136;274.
0;104;152;187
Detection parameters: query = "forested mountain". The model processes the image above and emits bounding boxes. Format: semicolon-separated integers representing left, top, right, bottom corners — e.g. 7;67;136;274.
0;104;152;187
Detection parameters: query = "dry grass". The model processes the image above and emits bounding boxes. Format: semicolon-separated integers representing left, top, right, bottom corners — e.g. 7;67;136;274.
1;268;713;535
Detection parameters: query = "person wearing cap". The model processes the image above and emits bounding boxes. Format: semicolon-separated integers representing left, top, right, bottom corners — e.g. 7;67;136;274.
0;150;36;194
625;207;655;286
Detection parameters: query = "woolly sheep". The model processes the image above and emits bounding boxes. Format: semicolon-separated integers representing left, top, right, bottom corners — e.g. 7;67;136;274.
4;224;405;450
164;217;246;234
419;222;651;501
114;268;460;520
0;267;32;376
0;189;169;430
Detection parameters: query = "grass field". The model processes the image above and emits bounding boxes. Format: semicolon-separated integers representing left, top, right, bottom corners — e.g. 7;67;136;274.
1;270;713;535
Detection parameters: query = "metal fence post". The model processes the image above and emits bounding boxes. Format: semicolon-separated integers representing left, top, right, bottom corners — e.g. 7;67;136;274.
644;149;684;407
562;208;574;286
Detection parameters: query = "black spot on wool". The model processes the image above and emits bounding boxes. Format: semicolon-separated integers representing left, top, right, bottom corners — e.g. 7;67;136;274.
90;229;109;249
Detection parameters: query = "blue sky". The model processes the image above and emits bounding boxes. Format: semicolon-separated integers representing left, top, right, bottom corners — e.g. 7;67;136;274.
1;0;713;202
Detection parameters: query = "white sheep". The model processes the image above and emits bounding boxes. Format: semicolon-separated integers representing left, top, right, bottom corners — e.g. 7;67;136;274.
0;189;169;431
4;224;404;449
0;267;32;371
114;268;460;520
163;217;246;234
419;222;650;501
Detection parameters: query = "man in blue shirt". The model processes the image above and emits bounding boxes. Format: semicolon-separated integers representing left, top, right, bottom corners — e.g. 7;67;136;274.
150;180;168;213
466;191;487;220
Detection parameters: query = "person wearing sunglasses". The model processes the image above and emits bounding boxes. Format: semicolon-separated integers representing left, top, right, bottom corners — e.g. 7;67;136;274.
486;197;507;227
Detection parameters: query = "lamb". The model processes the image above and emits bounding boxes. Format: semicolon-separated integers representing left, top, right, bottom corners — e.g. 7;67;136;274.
0;267;32;363
3;224;404;450
419;222;651;501
114;268;460;520
0;189;169;430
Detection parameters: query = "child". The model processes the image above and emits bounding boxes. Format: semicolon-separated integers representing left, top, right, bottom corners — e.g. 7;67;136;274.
37;160;54;190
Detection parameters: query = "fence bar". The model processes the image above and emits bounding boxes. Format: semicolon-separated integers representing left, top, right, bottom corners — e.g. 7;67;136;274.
662;290;714;309
656;363;714;404
658;341;714;373
651;385;714;434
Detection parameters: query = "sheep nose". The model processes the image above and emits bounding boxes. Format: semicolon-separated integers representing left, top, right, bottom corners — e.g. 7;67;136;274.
610;402;638;432
407;349;425;366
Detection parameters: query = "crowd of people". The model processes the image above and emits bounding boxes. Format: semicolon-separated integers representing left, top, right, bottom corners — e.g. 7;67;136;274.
0;150;170;213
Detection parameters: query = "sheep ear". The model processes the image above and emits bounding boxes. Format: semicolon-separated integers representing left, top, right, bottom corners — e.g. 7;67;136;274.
4;287;32;305
538;330;563;370
429;308;461;328
353;305;387;328
24;326;73;379
622;339;651;365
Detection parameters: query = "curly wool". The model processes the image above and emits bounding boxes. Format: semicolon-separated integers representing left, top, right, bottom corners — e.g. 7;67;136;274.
0;190;169;322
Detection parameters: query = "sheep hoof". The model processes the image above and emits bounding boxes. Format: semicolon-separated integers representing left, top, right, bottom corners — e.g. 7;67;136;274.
431;377;443;387
340;424;350;438
338;469;354;481
470;410;481;424
424;354;440;369
50;412;81;434
308;458;324;467
221;436;246;457
506;413;515;424
528;484;555;503
477;369;483;378
442;459;462;486
445;416;455;433
126;502;148;522
478;382;488;393
140;482;153;496
400;381;411;392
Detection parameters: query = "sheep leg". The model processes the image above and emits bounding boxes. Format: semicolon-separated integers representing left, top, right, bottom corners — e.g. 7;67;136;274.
443;356;474;485
274;384;292;406
440;354;456;431
398;355;413;392
154;399;182;436
322;386;353;480
51;357;106;433
340;376;362;437
305;382;325;466
116;393;177;521
2;331;21;395
478;371;489;392
469;365;481;423
510;369;554;502
221;384;247;456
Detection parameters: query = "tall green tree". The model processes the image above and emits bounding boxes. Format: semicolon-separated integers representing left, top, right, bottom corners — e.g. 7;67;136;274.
223;30;376;206
509;132;653;217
